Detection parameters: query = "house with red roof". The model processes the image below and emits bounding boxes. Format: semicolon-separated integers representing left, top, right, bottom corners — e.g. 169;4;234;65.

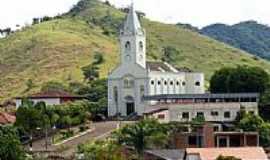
15;90;85;108
0;112;16;125
186;147;268;160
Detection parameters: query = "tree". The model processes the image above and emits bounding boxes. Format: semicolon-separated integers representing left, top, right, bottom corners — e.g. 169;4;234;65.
113;119;168;159
93;52;105;65
15;99;43;151
161;46;180;63
32;18;40;25
78;139;125;160
0;126;26;160
238;113;270;147
210;66;269;93
41;81;68;92
216;155;241;160
25;79;35;92
238;113;263;131
82;64;99;81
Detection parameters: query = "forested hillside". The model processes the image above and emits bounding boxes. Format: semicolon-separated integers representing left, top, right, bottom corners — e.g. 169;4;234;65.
201;21;270;59
1;0;270;101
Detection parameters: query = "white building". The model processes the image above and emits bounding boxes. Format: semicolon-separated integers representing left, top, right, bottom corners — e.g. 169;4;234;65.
143;93;259;124
108;4;204;117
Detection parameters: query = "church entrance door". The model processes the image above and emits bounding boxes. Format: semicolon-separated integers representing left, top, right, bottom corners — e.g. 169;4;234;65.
126;102;135;116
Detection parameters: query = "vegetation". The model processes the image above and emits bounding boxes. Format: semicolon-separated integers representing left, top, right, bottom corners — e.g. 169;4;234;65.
113;119;169;159
201;21;270;60
216;155;241;160
210;66;269;93
237;113;270;147
2;0;270;101
78;139;126;160
15;99;44;149
0;125;26;160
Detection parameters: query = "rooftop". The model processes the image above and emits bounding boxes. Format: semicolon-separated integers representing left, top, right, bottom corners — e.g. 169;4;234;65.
186;147;268;160
143;93;260;101
145;149;185;160
146;61;193;73
0;112;16;125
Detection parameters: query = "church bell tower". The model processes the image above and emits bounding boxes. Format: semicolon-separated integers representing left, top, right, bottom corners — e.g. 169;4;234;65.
119;3;146;68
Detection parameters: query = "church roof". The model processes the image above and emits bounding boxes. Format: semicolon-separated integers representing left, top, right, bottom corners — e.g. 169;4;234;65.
146;61;193;73
123;3;142;34
147;61;173;72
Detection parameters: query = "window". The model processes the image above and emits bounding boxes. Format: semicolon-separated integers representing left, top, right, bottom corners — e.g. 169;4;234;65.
188;136;197;145
164;81;167;85
170;81;174;85
214;126;219;132
125;41;131;51
224;111;231;118
182;81;186;86
151;80;155;85
139;41;144;52
249;111;255;115
211;111;219;116
124;77;134;88
176;81;180;86
158;114;165;119
197;112;204;118
158;81;161;85
182;112;189;119
195;81;200;86
113;86;118;103
140;85;145;97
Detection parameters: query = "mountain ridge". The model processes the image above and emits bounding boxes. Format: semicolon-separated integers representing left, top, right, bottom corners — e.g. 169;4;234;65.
201;20;270;59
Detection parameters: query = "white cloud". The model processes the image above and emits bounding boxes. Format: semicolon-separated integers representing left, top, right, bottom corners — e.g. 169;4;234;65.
0;0;79;29
0;0;270;29
106;0;270;28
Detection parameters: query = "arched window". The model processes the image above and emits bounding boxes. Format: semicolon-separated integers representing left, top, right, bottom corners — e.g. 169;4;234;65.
151;80;155;85
113;86;118;103
124;77;134;88
139;41;144;52
164;81;167;85
158;81;161;85
195;81;200;86
140;85;145;101
182;81;186;86
170;81;174;85
125;41;131;51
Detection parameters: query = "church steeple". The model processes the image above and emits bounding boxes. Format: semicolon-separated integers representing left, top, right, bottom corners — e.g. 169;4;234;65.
120;3;146;68
123;3;142;35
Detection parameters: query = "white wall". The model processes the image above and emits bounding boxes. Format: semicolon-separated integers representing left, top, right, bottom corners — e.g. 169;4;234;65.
149;110;170;123
162;102;258;122
148;72;205;95
15;98;61;108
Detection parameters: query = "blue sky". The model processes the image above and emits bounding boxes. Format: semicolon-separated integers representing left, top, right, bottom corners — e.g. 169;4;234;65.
0;0;270;29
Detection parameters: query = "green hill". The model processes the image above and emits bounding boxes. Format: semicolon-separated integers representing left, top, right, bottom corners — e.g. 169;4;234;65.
1;0;270;101
201;21;270;60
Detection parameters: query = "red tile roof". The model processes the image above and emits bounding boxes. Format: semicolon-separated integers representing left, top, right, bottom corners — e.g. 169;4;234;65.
186;147;268;160
0;112;16;125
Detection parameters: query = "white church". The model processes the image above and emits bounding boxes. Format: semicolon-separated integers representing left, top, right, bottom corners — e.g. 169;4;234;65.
107;4;205;117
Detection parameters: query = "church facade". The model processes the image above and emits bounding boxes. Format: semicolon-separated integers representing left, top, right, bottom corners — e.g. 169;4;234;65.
107;5;204;117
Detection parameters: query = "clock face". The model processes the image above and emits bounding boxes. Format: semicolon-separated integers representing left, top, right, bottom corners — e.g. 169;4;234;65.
125;55;131;61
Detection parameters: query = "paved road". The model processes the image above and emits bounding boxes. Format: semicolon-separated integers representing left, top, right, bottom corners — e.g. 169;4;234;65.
28;121;119;157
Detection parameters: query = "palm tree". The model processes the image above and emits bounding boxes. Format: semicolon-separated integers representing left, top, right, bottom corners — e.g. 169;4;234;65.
113;119;168;159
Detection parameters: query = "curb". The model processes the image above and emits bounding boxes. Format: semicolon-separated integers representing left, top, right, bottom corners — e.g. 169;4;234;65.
54;128;95;146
